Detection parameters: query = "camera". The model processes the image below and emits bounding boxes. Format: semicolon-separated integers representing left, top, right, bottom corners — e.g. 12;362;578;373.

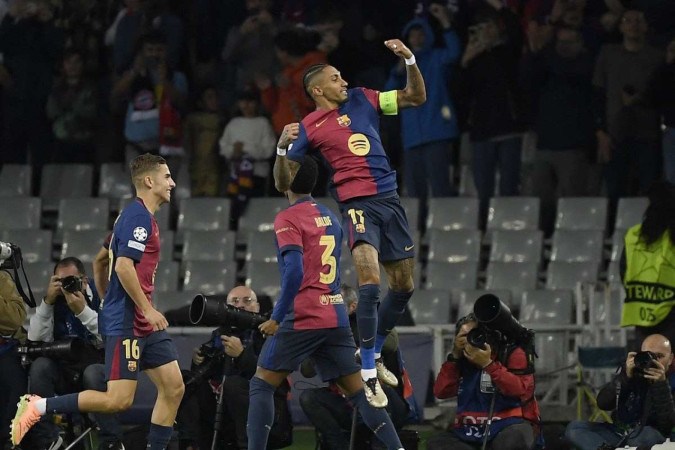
184;341;226;386
0;241;22;270
466;294;534;349
189;294;268;330
633;351;658;377
59;275;83;294
17;337;87;363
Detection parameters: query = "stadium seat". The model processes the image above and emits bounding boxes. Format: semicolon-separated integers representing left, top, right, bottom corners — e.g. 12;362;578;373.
183;261;237;295
426;198;479;231
487;197;540;232
554;197;608;231
154;261;180;292
399;197;419;232
456;289;513;320
427;229;481;263
519;290;574;325
458;165;478;197
606;261;621;284
245;261;281;298
485;262;539;300
98;163;133;203
61;230;109;262
550;230;604;262
613;197;648;236
424;261;478;291
160;230;175;261
245;232;279;263
609;233;625;262
407;289;452;325
0;197;41;229
592;285;624;327
0;164;31;196
181;230;236;262
237;198;289;244
56;198;110;242
545;261;599;290
1;229;53;263
489;230;543;263
155;290;198;315
40;164;94;211
177;198;231;232
23;261;55;298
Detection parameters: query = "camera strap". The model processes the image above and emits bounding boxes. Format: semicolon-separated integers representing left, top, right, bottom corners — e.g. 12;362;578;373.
6;263;36;308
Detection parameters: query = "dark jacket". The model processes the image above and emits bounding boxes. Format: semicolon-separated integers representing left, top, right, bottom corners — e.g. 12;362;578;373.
643;62;675;129
194;327;265;381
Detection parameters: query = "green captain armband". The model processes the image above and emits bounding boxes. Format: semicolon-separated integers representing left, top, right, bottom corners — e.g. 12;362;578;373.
379;90;398;116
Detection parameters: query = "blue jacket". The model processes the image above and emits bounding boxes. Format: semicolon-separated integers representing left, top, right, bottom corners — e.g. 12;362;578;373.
385;18;461;150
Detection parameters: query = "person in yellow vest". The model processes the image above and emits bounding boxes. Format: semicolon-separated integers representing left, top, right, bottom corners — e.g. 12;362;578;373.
620;181;675;346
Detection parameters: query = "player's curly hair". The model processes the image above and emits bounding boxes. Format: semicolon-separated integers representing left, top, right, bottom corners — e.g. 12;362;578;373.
290;156;318;195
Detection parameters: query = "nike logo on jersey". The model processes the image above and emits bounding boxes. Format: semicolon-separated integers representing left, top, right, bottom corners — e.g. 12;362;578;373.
315;118;328;127
405;245;415;251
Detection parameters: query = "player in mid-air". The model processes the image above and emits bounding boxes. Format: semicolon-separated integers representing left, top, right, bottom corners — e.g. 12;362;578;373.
247;156;405;450
273;38;426;407
11;154;185;450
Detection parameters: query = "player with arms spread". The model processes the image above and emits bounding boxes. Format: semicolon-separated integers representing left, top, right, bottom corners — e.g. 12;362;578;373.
273;38;426;407
11;154;185;450
247;156;405;450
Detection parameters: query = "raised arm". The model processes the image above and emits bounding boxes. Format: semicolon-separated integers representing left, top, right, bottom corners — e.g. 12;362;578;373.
383;39;426;109
273;123;302;192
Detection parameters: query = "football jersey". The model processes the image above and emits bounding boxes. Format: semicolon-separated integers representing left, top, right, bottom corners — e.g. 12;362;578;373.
100;198;160;337
274;197;349;330
287;88;398;202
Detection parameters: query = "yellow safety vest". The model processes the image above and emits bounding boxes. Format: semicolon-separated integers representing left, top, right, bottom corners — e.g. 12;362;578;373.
621;224;675;327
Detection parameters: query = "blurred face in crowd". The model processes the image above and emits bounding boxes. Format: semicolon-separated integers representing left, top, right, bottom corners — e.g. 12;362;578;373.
227;286;260;314
479;20;500;47
63;53;84;81
666;39;675;65
246;0;270;13
238;98;258;117
407;26;425;52
201;88;220;113
555;28;583;58
620;10;647;41
142;42;166;67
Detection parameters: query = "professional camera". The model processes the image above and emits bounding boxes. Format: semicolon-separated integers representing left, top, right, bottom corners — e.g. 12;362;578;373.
633;351;658;377
184;341;226;386
466;294;535;350
189;294;268;330
59;275;83;294
0;241;21;270
16;337;88;363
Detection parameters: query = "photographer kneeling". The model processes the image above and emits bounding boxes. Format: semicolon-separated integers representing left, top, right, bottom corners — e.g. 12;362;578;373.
26;257;122;450
177;286;291;450
427;312;542;450
565;334;675;450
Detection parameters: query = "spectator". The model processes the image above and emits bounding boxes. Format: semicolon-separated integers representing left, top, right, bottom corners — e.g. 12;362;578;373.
593;9;663;205
565;334;675;450
111;0;146;74
46;50;98;164
523;26;596;234
184;86;225;197
385;3;460;208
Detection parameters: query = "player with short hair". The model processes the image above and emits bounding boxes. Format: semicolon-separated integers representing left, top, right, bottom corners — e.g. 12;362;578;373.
247;156;405;450
11;153;185;450
273;38;426;407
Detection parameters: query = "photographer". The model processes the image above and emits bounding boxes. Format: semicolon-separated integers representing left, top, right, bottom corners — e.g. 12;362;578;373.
0;269;27;447
565;334;675;450
25;257;122;450
427;313;541;450
177;286;291;450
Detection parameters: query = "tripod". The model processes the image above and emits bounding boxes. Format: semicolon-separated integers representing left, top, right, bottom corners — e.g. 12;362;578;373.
211;355;237;450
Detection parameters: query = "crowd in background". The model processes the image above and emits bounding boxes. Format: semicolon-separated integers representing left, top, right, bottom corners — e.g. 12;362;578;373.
1;0;674;233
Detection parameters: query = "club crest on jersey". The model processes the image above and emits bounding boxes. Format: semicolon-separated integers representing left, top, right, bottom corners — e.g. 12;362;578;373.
133;227;148;242
128;361;137;372
337;114;351;127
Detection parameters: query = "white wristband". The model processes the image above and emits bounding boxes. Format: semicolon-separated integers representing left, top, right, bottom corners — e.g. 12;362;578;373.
405;55;416;66
276;146;287;156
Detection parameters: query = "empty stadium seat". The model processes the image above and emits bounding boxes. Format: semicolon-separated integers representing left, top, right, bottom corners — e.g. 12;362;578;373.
550;230;604;262
399;197;419;232
61;230;109;262
154;261;180;292
238;198;288;235
0;197;41;229
99;163;133;203
609;233;625;262
40;164;94;211
424;261;478;291
427;229;481;263
487;197;540;231
177;198;231;232
160;230;175;261
606;261;621;284
458;165;478;197
485;262;539;300
545;262;599;290
613;197;648;235
520;290;574;325
489;230;543;263
155;290;198;315
426;198;480;231
554;197;607;231
56;198;110;239
0;164;31;196
456;289;513;320
407;289;452;325
592;285;624;326
181;230;236;262
183;261;237;295
23;261;55;298
245;233;279;263
245;261;281;298
1;229;53;263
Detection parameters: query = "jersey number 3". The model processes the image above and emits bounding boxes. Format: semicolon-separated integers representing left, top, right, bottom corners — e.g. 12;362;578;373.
319;235;337;285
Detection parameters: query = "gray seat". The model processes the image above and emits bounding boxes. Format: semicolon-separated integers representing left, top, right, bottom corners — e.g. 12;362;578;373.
555;197;608;231
487;197;540;231
154;261;180;292
40;164;94;211
245;232;279;263
177;198;231;232
155;290;198;315
0;164;32;196
61;230;109;262
606;261;621;284
0;197;41;229
245;261;281;298
1;229;53;263
610;233;625;262
520;290;574;325
550;230;604;262
426;198;479;231
545;262;599;290
424;261;478;291
238;198;289;236
592;285;624;326
56;198;110;239
458;165;478;197
489;230;543;263
427;229;481;263
181;230;236;262
399;197;419;232
485;262;538;300
407;289;451;325
99;163;133;203
160;230;174;261
23;261;54;298
614;197;648;236
534;332;569;377
456;289;513;321
183;261;237;295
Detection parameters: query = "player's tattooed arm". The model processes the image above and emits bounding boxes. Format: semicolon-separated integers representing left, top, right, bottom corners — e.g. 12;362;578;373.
274;123;302;192
384;39;427;108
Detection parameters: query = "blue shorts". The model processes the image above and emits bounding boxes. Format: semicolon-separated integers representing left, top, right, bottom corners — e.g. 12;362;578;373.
104;330;178;381
340;193;415;262
258;327;360;382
